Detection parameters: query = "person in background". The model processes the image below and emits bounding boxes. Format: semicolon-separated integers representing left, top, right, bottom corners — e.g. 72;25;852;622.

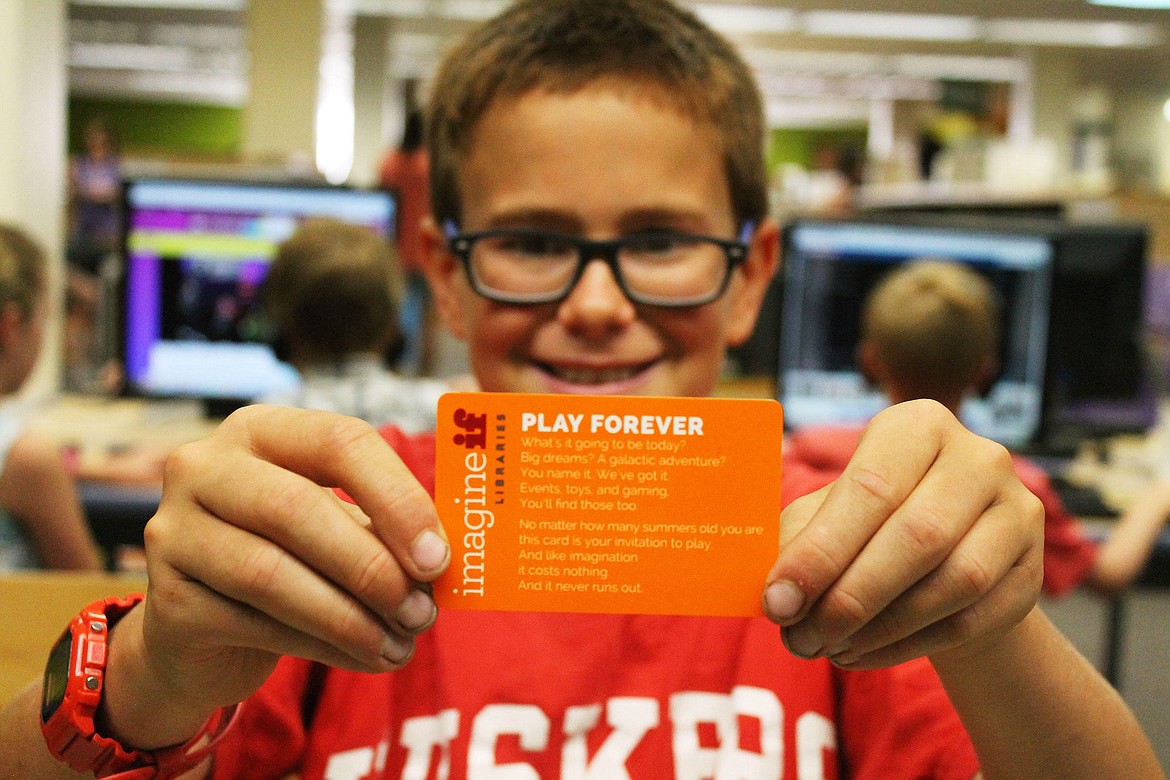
1;2;1162;778
787;257;1170;597
0;223;101;571
63;120;123;393
259;218;451;432
379;109;435;376
66;119;122;276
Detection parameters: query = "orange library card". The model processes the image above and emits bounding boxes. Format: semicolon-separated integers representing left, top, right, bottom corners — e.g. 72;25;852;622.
433;393;783;617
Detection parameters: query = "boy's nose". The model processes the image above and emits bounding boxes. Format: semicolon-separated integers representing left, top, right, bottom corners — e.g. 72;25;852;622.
556;259;636;334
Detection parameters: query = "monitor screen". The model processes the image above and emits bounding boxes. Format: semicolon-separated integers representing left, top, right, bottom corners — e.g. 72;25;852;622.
778;218;1054;450
120;178;397;407
1043;222;1153;446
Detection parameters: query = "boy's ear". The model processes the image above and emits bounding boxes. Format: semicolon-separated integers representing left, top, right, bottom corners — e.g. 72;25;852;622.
974;354;1000;396
419;215;469;341
0;303;22;353
857;340;883;387
725;218;779;347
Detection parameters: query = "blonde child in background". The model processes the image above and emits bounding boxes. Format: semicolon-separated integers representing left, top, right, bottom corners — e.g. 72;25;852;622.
1;2;1162;778
259;218;453;432
787;258;1170;597
0;223;101;571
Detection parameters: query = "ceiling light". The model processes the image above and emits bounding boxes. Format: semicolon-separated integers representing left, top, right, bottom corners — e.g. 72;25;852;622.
986;19;1164;47
69;0;243;8
438;0;510;21
694;4;797;34
894;54;1029;83
801;12;981;42
1089;0;1170;8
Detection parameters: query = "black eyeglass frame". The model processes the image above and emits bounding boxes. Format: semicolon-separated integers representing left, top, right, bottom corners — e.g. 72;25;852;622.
442;220;756;308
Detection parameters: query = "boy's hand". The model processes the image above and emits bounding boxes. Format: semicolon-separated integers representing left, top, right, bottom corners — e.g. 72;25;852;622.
122;406;449;717
763;399;1044;669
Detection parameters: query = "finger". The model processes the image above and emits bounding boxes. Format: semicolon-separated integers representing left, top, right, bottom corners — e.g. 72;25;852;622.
766;401;958;625
221;406;449;581
815;494;1042;662
762;486;824;622
163;440;430;634
783;434;1009;655
825;551;1042;670
146;503;424;668
144;574;410;686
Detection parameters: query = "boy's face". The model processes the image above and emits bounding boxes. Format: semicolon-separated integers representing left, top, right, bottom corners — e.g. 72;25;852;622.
424;87;777;398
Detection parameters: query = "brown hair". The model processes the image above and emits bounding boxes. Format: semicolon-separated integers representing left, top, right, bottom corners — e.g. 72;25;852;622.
426;0;767;227
0;223;48;318
861;258;1001;399
262;219;401;363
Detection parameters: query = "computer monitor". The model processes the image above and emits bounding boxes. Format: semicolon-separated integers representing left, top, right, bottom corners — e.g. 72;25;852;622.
119;177;397;412
777;218;1054;451
1041;222;1153;450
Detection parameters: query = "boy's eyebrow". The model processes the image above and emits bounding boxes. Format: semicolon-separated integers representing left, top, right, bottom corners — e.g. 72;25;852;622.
481;209;581;232
479;207;720;235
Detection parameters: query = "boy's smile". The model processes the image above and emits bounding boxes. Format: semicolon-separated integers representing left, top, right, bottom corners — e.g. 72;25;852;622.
426;87;777;398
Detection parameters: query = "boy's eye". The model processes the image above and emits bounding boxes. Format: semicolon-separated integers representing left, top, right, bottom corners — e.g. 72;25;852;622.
624;233;697;255
493;233;575;258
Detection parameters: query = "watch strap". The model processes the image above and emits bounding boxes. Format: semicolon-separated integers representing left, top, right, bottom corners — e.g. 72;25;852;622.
42;594;241;780
98;702;240;780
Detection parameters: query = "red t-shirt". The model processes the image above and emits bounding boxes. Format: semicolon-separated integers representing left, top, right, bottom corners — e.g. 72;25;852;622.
786;425;1099;598
210;428;980;779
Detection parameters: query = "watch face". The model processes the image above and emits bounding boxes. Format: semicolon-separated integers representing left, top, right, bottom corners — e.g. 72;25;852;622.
41;629;72;723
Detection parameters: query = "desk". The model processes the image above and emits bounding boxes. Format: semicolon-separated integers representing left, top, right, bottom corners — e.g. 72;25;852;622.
0;571;147;705
33;394;219;454
33;395;219;567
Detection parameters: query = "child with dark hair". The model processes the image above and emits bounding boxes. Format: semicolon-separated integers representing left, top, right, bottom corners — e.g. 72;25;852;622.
259;218;449;432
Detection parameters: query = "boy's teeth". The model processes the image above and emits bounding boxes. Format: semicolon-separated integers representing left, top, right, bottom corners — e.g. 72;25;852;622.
555;366;637;384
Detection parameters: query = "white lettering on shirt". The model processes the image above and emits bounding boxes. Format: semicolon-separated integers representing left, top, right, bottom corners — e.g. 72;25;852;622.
796;711;835;780
401;709;460;780
322;690;835;778
323;746;374;780
468;704;549;779
562;697;659;780
670;686;782;780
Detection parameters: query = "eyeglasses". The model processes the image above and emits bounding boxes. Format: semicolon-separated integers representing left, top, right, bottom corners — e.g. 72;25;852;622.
443;220;754;308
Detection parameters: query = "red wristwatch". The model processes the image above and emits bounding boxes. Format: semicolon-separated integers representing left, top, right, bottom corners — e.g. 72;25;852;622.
40;593;239;779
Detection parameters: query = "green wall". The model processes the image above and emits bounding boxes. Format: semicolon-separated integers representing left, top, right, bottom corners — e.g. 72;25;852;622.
68;97;243;159
767;127;868;172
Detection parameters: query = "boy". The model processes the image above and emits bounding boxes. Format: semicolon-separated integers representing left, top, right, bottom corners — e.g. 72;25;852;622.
0;223;102;572
788;258;1170;597
258;218;450;432
2;1;1162;778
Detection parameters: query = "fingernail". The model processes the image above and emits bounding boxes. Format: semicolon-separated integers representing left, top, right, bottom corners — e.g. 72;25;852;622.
396;589;437;632
825;641;852;658
411;529;449;574
783;623;824;660
830;650;860;668
764;580;805;623
381;633;415;665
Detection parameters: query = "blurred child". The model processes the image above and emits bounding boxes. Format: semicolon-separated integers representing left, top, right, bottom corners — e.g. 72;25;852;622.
0;223;101;571
2;2;1161;779
259;218;450;432
787;257;1170;596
